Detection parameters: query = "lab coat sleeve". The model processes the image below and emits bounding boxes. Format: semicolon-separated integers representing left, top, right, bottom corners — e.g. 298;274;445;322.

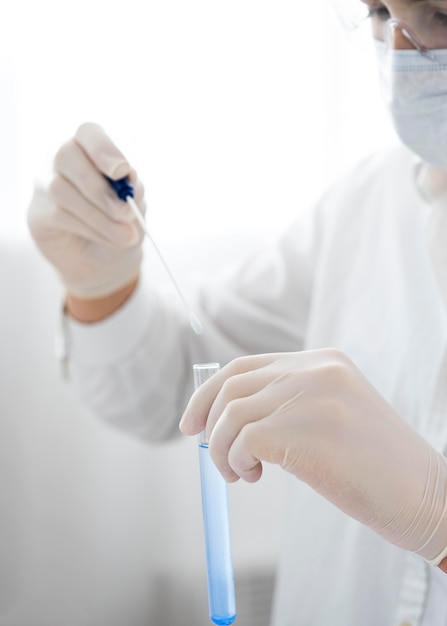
414;161;447;314
62;205;322;443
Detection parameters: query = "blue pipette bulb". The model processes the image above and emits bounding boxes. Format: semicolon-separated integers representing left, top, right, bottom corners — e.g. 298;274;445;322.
104;175;134;200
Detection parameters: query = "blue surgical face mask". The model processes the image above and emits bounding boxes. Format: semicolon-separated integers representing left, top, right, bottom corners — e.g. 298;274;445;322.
375;41;447;168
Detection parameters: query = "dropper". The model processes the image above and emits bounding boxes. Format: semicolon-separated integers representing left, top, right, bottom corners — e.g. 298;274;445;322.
105;176;203;335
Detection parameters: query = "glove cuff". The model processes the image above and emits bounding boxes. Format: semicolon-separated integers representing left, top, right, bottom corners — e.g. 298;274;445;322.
425;543;447;567
61;247;143;300
412;447;447;564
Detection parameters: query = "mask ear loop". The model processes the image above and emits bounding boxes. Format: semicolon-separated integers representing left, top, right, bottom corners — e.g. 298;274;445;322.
385;18;436;61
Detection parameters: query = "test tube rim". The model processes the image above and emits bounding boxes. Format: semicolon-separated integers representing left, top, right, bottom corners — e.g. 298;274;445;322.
193;363;220;389
193;363;220;445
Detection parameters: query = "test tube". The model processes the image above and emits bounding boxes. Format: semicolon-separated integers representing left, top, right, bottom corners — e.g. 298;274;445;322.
193;363;236;626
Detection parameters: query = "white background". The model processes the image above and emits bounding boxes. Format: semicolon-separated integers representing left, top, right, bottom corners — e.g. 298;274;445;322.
1;0;394;242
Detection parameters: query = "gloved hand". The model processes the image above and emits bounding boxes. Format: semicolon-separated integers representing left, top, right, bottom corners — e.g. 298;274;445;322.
414;162;447;312
27;122;146;299
180;349;447;566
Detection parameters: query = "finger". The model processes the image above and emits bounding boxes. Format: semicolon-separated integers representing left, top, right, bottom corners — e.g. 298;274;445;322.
208;370;305;481
74;122;132;180
31;185;137;249
49;176;140;247
75;124;147;220
227;395;306;484
179;353;280;436
228;420;271;483
209;394;270;482
74;122;146;215
181;348;346;436
54;139;135;224
205;367;279;435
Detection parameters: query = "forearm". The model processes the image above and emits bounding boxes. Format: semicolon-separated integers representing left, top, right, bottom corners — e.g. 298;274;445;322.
64;279;192;442
66;277;139;323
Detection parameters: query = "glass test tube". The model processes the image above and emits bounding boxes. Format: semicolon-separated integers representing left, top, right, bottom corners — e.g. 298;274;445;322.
193;363;236;626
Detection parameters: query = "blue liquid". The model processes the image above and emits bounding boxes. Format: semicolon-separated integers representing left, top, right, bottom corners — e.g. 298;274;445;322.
199;443;236;625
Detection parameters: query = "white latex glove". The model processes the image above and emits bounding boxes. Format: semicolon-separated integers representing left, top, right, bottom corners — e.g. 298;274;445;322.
180;349;447;566
415;161;447;312
27;122;146;299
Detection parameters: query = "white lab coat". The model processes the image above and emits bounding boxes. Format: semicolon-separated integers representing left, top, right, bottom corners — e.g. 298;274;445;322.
62;145;447;626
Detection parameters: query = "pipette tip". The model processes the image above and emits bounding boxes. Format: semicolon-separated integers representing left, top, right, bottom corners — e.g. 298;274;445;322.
190;314;203;335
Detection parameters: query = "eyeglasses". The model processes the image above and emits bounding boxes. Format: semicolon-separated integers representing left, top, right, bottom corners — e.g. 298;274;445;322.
333;0;447;59
378;18;437;60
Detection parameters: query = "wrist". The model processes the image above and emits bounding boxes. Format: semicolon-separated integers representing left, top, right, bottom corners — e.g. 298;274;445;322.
439;556;447;574
66;277;139;323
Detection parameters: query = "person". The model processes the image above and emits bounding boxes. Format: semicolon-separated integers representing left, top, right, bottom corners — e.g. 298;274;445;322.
27;1;447;624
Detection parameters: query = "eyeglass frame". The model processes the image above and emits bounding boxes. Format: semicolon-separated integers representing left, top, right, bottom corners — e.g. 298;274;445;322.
377;17;437;60
333;1;440;62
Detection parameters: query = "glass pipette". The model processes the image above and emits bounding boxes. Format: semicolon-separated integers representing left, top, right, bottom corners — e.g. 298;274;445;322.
106;176;203;335
193;363;236;626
